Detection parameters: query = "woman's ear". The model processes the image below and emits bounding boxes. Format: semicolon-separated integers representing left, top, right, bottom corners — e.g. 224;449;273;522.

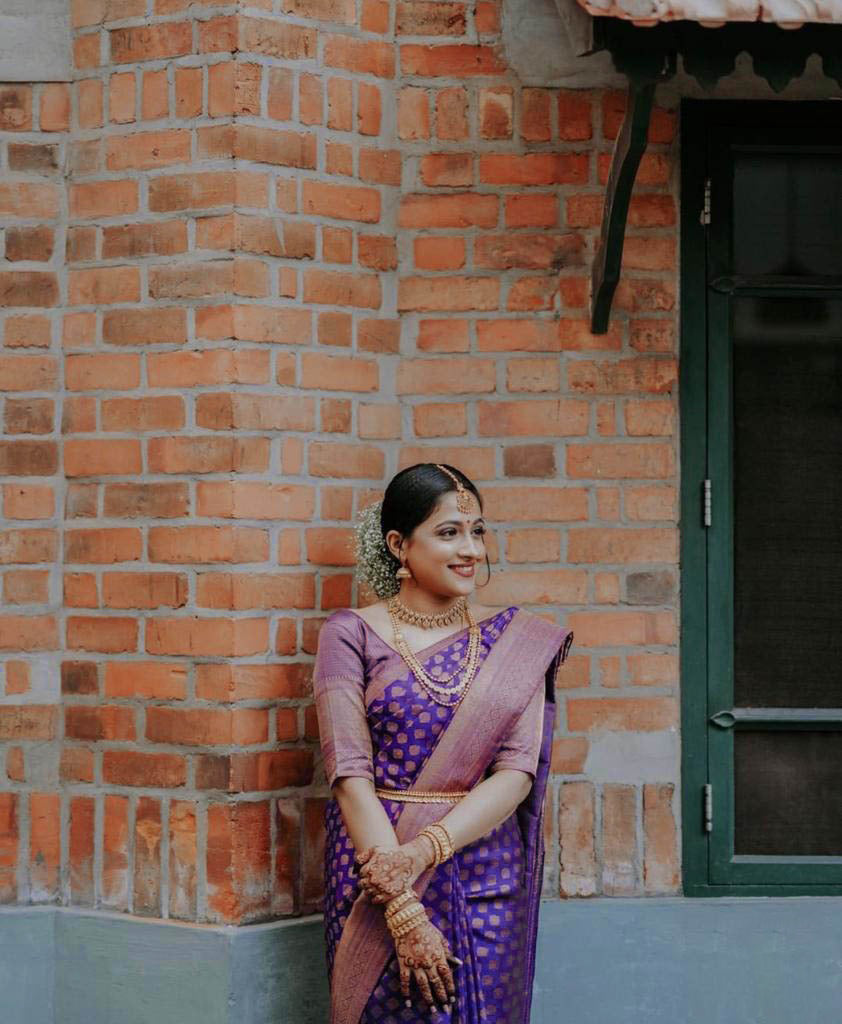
384;529;403;562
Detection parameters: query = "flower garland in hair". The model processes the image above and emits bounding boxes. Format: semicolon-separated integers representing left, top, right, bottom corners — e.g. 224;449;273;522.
352;500;401;599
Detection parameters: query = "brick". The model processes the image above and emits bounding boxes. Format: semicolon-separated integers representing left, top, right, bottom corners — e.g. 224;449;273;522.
146;616;268;657
72;0;146;27
302;181;380;223
175;67;202;119
29;793;60;901
0;270;58;307
74;34;101;71
134;797;162;915
60;747;94;783
103;750;186;787
435;87;468;139
0;86;32;131
142;69;169;119
66;615;138;652
0;706;56;741
40;83;71;132
401;44;505;77
568;528;678;564
109;72;135;123
105;661;187;699
566;443;674;480
505;194;557;228
327;77;352;131
558;91;593;140
0;183;59;220
70;180;138;219
66;353;140;391
149;262;233;300
503;441;555;478
484;486;588;521
196;572;315;610
146;707;268;746
359;235;396;271
5;229;53;264
359;147;401;185
239;17;317;60
234;125;316;168
358;82;381;135
65;705;135;742
362;0;390;31
147;349;269;387
521;88;551;141
397;1;466;34
566;610;675;648
103;307;186;345
414;236;465;271
398;87;429;140
602;90;675;143
7;144;59;174
631;320;675;353
398;276;498;312
478;399;587;436
506;357;560;393
309;441;384;478
480;153;588;185
110;23;193;63
507;528;560;563
602;784;637;895
475;232;583;271
4;397;53;435
559;781;596;897
70;266;139;306
102;795;129;910
324;35;395;78
303;270;380;309
479;87;512;139
196;393;314;430
198;15;238;53
5;572;48;606
4;485;54;519
106;130;191;170
399;193;497;229
102;222;187;260
643;783;679;893
420;151;473;187
169;800;197;919
206;801;272;923
625;400;675;436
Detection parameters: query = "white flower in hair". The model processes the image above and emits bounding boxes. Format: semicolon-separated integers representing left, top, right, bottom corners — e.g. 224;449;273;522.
352;500;401;599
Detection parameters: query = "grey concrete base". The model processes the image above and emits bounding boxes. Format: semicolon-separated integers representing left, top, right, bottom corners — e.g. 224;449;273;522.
3;898;842;1023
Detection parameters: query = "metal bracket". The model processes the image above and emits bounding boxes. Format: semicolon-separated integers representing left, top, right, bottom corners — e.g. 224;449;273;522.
701;177;711;226
703;478;712;527
703;783;713;833
589;79;655;335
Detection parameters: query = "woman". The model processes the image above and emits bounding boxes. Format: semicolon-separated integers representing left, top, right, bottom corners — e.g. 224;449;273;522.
313;463;573;1024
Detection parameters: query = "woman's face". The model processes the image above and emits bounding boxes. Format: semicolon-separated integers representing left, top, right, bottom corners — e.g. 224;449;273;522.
386;490;486;599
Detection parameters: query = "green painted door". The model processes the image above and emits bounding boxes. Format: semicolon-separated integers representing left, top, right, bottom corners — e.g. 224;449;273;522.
681;100;842;894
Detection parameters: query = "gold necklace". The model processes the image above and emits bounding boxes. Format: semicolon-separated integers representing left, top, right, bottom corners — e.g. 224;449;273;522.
387;601;481;706
388;594;468;629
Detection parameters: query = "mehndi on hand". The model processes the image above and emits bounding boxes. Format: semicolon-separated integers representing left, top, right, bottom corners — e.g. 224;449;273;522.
355;845;415;904
394;914;459;1012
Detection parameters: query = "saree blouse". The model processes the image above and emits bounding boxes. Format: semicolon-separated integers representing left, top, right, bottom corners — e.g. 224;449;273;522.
313;607;549;792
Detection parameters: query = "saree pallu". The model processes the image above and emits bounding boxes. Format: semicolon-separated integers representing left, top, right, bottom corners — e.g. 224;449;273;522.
314;606;573;1024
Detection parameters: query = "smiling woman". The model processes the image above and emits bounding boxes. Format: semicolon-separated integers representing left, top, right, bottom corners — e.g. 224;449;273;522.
313;464;574;1024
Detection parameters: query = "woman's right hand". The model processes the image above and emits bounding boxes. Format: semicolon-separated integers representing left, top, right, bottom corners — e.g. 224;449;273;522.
394;913;460;1012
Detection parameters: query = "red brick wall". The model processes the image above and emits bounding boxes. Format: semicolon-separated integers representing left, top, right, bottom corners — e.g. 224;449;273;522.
0;0;680;924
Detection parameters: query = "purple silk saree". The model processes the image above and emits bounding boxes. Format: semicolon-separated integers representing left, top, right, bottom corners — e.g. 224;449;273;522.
313;606;573;1024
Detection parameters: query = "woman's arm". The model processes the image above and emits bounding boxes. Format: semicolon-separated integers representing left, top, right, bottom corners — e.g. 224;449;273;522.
332;776;402;852
407;768;532;869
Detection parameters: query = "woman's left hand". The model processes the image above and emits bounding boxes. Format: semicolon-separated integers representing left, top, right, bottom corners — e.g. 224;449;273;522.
355;838;431;904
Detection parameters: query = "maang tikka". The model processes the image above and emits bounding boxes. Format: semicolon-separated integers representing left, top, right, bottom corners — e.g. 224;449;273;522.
434;464;476;515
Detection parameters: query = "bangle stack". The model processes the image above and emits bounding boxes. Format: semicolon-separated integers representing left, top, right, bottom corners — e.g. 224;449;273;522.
416;823;455;867
384;891;428;938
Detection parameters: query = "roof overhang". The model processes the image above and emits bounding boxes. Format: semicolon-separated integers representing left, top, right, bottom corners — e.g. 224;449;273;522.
583;10;842;331
576;1;842;29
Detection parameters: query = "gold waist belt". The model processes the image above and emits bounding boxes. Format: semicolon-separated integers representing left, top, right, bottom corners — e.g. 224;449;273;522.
375;786;469;804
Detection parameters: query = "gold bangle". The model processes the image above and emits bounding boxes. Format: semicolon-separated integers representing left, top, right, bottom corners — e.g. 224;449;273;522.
384;891;415;917
386;903;424;928
416;827;443;867
387;909;427;938
388;905;424;929
430;823;454;861
390;910;427;938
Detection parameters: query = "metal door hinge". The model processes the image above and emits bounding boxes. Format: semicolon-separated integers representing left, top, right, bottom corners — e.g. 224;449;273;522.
703;783;713;833
701;178;711;225
703;478;712;527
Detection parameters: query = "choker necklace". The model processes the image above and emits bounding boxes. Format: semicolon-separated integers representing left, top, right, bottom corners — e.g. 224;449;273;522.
388;594;468;630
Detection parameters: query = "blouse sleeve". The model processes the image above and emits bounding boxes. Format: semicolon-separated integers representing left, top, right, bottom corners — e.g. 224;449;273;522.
487;628;573;781
312;611;374;789
487;683;546;781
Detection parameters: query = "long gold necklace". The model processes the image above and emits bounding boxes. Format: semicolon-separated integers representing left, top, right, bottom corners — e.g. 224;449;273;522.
386;599;481;706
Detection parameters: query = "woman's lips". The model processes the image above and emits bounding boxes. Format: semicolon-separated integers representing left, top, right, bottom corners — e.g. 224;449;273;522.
449;565;475;576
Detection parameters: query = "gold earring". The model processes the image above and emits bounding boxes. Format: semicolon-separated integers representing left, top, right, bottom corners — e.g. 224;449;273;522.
395;563;411;579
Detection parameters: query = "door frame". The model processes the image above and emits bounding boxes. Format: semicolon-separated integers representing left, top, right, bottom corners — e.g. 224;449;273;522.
679;98;842;896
